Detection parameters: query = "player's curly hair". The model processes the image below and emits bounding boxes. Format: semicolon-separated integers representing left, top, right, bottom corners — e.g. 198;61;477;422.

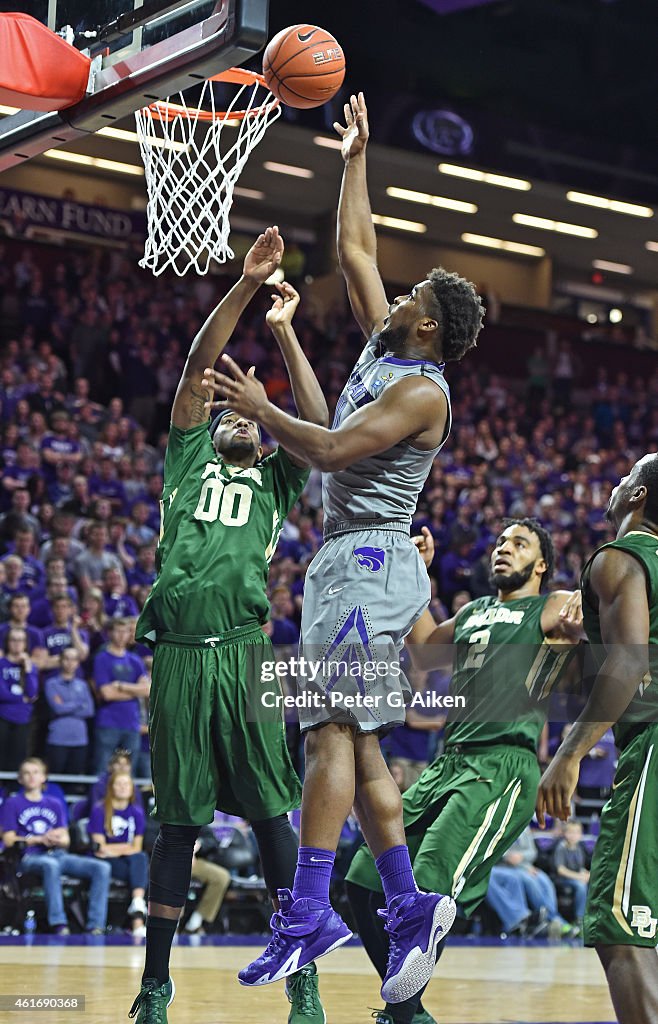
426;268;485;363
502;517;555;589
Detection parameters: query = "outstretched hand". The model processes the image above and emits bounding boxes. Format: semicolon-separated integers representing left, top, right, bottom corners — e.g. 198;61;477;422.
333;91;369;162
266;281;300;329
412;526;435;569
202;355;269;422
243;225;284;284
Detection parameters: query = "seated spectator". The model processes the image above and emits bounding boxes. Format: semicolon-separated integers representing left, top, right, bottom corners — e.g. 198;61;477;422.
1;757;110;934
90;749;144;810
502;826;574;939
44;648;95;777
89;770;148;937
42;595;90;671
552;819;590;929
93;619;150;772
184;827;231;936
0;627;38;771
484;864;530;936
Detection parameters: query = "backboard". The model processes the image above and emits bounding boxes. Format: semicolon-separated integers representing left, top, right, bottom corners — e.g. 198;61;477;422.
0;0;269;171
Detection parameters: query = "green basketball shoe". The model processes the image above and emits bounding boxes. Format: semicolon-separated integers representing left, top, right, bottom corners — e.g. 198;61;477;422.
286;962;326;1023
128;977;175;1023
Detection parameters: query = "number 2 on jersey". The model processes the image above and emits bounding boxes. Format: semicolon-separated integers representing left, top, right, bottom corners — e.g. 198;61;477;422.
194;479;253;526
464;628;491;671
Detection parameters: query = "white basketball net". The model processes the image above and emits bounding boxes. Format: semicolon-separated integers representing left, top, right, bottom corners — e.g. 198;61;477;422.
135;72;281;276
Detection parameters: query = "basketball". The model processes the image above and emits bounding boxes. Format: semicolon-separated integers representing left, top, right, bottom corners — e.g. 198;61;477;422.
263;24;345;109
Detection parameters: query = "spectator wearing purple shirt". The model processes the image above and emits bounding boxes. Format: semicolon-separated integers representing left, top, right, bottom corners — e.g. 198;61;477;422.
0;555;33;602
6;526;45;594
0;594;46;661
0;627;38;770
0;489;41;550
126;544;157;597
90;771;148;935
93;618;150;772
1;757;110;934
39;411;82;482
44;648;95;775
89;458;127;515
0;440;37;509
41;595;90;672
101;566;139;620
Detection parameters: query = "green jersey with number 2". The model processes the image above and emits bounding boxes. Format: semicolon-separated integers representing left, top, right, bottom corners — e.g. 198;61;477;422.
445;594;573;751
136;421;309;640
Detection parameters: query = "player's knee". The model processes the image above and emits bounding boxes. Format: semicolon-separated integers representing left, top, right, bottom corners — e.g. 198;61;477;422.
304;722;353;764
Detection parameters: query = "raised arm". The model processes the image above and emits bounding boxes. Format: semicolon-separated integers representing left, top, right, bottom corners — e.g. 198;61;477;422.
406;528;461;669
536;547;650;825
171;227;284;430
202;359;447;472
265;282;329;435
334;92;389;338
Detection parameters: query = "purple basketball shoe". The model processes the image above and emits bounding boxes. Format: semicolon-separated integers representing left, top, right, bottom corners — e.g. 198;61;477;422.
380;891;456;1003
238;889;353;987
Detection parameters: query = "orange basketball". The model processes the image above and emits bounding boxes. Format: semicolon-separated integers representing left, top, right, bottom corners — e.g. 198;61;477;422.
263;24;345;109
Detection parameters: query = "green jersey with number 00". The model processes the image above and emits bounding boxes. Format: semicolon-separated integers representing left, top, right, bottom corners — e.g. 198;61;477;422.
445;594;574;751
136;421;309;640
581;530;658;751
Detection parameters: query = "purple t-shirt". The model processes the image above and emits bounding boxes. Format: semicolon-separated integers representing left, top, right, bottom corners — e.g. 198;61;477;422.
42;624;89;661
1;793;66;854
0;657;38;724
93;647;146;731
103;593;139;619
88;800;145;844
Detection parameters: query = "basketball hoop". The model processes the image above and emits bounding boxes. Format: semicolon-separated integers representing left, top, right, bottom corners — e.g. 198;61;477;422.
135;68;281;277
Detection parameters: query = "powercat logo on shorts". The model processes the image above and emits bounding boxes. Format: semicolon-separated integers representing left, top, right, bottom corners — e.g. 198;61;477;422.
353;547;385;572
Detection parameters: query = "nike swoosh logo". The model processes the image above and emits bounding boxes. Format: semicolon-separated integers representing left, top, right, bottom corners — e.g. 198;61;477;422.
310;856;333;863
297;29;317;42
327;585;346;595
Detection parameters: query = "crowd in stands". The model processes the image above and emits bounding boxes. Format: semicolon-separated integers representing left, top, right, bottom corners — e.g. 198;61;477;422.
2;237;653;935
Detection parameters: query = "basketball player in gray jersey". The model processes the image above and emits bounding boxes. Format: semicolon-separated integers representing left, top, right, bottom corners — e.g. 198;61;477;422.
202;91;484;1006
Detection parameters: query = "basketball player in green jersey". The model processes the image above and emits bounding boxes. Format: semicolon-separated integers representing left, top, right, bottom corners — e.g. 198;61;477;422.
346;519;584;1024
538;453;658;1024
128;227;330;1024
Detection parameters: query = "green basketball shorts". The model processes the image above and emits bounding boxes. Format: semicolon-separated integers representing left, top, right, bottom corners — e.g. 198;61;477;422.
346;744;539;916
584;725;658;947
148;624;302;825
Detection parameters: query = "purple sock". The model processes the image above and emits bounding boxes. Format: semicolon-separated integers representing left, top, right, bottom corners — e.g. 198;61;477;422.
375;845;418;905
291;846;335;905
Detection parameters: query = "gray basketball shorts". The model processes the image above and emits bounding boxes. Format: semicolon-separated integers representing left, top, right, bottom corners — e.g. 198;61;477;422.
297;524;430;733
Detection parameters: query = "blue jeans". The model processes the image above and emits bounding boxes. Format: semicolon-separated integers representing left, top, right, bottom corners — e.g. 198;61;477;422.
485;865;530;932
93;728;141;775
518;867;563;922
21;850;111;929
107;852;149;892
560;878;588;919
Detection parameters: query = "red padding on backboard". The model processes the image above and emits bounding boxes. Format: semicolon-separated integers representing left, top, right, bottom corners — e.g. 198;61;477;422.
0;12;91;111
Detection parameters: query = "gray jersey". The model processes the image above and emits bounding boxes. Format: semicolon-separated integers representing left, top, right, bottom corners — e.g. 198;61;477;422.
323;335;452;532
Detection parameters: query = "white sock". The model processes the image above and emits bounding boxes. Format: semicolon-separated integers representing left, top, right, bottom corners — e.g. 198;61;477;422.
185;911;203;932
